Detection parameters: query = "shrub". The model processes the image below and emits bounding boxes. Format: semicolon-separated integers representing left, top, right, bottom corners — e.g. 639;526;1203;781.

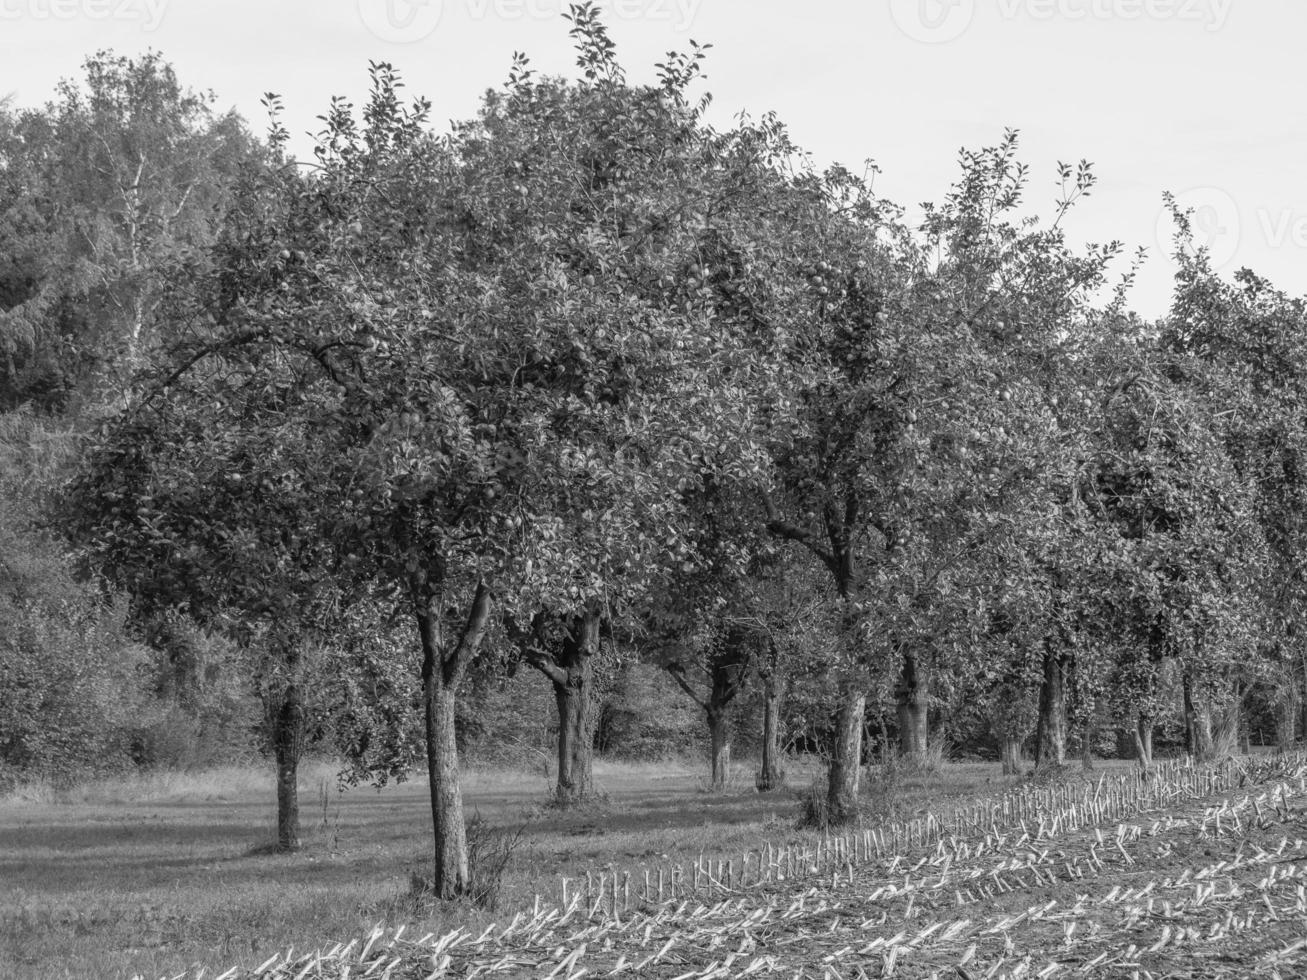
133;618;260;769
594;662;699;761
899;733;952;776
795;771;831;829
465;816;527;911
0;544;154;786
860;752;909;824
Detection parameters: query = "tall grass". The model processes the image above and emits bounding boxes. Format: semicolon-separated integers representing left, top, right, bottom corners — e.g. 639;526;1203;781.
0;759;344;807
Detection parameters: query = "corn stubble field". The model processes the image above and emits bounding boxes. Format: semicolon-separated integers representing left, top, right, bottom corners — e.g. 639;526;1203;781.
159;754;1307;980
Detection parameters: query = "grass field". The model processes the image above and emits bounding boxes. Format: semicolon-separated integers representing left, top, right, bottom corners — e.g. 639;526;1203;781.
0;754;1012;980
2;753;1246;980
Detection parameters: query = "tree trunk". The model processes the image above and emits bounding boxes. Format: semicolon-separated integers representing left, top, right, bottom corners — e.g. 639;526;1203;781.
826;693;865;825
1133;713;1153;771
424;679;468;898
1269;668;1300;756
553;667;595;803
757;672;786;791
416;584;491;899
1000;734;1023;776
1239;695;1252;755
699;643;748;792
1182;673;1197;757
272;676;304;851
1299;651;1307;747
895;652;929;762
1195;712;1214;760
1275;690;1298;755
1182;672;1214;761
1300;692;1307;753
1073;651;1093;771
1034;648;1067;767
551;613;599;805
707;707;732;791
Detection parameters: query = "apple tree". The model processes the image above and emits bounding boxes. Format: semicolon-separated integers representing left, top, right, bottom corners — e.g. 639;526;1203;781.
1082;326;1267;765
73;16;764;895
719;132;1120;818
1163;227;1307;751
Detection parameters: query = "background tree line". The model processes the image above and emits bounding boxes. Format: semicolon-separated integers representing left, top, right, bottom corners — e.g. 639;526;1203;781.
5;5;1307;899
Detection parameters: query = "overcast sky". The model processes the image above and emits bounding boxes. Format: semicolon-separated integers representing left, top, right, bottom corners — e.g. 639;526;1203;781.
2;0;1304;319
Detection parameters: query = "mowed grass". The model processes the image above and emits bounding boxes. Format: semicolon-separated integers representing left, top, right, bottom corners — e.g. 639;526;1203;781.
0;754;1105;980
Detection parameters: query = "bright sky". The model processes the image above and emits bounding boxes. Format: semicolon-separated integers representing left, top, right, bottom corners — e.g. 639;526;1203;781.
2;0;1304;319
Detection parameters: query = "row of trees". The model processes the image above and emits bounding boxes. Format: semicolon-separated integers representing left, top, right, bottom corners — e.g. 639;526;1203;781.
7;7;1307;900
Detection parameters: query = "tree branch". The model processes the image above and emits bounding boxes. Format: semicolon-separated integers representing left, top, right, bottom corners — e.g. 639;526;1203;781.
448;581;493;687
665;662;709;712
504;610;568;686
523;650;568;687
760;491;835;568
132;328;273;419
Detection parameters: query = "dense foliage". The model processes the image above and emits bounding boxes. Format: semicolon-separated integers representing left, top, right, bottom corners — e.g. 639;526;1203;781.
5;5;1307;897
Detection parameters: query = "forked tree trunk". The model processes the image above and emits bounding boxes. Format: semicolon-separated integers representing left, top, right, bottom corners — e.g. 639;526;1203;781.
1133;714;1154;771
703;645;745;791
895;653;929;762
826;693;865;825
416;584;491;899
1034;648;1068;767
272;673;305;851
757;672;786;791
551;614;599;804
512;608;601;805
667;629;750;793
1000;734;1023;776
